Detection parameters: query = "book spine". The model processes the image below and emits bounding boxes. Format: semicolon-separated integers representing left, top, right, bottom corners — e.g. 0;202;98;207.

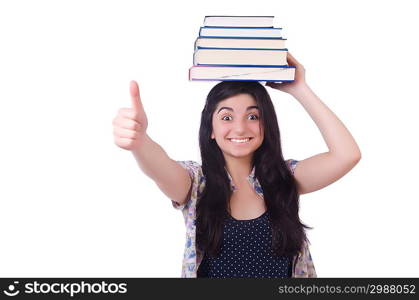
197;36;285;39
196;37;287;40
196;47;288;51
191;65;296;69
190;79;295;82
196;64;290;68
204;15;275;18
203;16;275;27
201;26;283;29
199;27;283;38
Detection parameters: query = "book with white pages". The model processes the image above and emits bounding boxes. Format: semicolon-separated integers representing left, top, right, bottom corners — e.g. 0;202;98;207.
199;26;282;38
193;48;288;66
194;37;287;50
203;16;274;27
189;65;295;82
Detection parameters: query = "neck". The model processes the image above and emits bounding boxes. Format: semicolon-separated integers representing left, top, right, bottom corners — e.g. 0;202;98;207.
224;155;253;187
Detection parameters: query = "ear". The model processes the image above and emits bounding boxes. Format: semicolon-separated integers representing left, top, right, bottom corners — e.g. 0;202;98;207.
211;132;215;139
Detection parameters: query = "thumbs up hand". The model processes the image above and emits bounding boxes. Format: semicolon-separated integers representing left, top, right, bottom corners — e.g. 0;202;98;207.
113;80;149;151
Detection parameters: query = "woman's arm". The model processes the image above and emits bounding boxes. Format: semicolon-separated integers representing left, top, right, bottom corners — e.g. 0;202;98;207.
267;53;361;194
131;134;192;205
113;81;191;204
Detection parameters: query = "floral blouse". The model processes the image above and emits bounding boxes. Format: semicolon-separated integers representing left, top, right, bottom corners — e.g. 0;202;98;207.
171;159;317;278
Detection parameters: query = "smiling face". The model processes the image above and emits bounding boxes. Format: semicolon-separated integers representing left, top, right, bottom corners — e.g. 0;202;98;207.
211;93;264;161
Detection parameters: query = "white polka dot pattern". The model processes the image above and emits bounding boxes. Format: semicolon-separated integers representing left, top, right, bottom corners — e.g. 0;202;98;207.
197;211;291;278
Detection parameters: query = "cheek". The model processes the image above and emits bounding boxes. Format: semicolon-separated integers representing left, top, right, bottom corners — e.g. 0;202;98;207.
212;122;229;138
211;119;217;138
253;125;264;145
250;123;263;135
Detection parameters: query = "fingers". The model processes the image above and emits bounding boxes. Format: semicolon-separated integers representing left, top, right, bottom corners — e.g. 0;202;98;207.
113;127;138;140
287;51;295;60
112;114;141;131
287;52;299;66
129;80;146;118
117;107;139;120
287;52;303;68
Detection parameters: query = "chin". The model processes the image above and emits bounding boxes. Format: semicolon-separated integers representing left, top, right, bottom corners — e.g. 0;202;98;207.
224;150;255;159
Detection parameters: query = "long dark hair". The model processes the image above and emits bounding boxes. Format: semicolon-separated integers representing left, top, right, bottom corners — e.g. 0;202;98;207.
196;81;312;258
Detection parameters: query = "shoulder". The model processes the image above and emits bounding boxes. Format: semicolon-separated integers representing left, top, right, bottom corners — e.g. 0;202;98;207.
176;160;203;181
285;159;299;175
177;160;201;172
172;160;204;211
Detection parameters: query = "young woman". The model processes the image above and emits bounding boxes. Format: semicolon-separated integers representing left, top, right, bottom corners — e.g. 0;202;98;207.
112;53;361;278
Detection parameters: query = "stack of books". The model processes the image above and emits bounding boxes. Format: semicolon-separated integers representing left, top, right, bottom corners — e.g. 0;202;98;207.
189;16;295;82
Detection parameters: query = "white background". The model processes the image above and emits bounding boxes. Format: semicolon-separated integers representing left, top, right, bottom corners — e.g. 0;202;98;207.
1;0;418;277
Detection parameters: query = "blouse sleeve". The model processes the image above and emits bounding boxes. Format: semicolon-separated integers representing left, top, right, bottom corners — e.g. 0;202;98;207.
171;160;202;211
285;159;299;175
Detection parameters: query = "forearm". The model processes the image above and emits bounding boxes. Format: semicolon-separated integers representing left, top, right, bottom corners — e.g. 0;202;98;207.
131;134;191;203
291;84;361;160
131;134;178;184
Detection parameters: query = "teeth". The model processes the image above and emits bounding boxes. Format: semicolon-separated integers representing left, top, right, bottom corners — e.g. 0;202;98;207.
230;138;250;143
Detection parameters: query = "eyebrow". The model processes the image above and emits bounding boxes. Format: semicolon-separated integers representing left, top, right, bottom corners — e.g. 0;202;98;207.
217;105;259;114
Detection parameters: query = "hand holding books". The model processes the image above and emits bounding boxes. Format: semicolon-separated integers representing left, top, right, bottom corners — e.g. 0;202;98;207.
266;52;307;95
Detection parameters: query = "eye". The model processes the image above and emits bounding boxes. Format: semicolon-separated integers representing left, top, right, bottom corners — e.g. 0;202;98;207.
248;114;259;120
221;115;232;121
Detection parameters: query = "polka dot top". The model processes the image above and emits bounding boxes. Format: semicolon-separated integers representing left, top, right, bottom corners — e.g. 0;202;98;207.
197;209;292;278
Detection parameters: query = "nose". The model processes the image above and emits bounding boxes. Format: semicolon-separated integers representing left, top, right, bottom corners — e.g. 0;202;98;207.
233;118;247;135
